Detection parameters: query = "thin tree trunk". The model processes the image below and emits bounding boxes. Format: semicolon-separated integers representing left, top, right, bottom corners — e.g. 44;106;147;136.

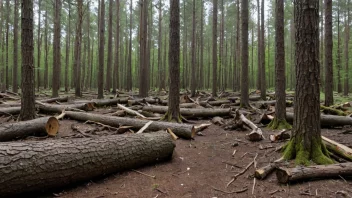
344;0;350;96
65;0;71;92
337;2;342;93
44;4;48;89
324;0;333;106
127;0;132;91
139;0;149;97
199;0;204;90
52;0;62;97
158;0;163;91
13;0;19;93
190;0;196;97
20;0;35;121
98;0;105;98
212;0;218;96
260;0;266;100
256;0;261;90
112;0;120;93
240;0;249;107
105;0;113;92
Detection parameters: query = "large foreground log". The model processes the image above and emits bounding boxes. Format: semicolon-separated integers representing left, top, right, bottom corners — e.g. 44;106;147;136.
65;111;196;139
0;117;59;141
142;105;232;118
276;163;352;183
286;112;352;127
0;132;175;196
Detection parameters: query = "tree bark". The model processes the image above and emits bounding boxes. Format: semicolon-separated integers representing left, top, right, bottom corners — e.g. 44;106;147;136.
283;0;333;165
20;0;36;121
260;0;266;100
190;0;197;97
65;111;195;139
344;0;350;96
324;0;333;106
44;3;48;89
112;0;120;93
65;0;71;92
240;0;249;107
212;0;218;97
74;0;83;97
144;106;231;118
13;0;19;93
37;102;95;114
139;0;149;97
286;112;352;128
0;132;175;196
52;0;62;98
0;117;58;141
337;2;342;93
98;0;105;98
276;163;352;184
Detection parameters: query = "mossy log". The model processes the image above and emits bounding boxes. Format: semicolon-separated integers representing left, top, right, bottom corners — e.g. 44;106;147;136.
322;136;352;161
286;112;352;127
0;117;59;141
320;105;347;116
276;163;352;183
0;132;175;196
142;105;232;118
65;111;195;139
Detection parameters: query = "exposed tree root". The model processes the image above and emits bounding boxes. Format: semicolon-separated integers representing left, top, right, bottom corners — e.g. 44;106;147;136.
268;118;292;130
282;137;333;165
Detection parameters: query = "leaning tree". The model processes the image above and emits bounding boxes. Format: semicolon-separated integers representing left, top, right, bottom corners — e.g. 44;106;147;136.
282;0;332;165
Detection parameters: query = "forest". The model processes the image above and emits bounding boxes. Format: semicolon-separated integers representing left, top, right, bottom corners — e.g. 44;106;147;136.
1;0;352;197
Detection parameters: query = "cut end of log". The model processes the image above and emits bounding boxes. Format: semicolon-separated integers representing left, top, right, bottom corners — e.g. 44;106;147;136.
254;169;265;179
191;126;196;138
85;103;96;111
45;117;59;136
276;167;290;184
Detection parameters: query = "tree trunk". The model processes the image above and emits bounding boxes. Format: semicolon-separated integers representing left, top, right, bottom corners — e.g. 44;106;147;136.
324;0;333;106
139;0;149;97
260;0;266;100
112;0;120;94
52;0;62;98
13;0;19;93
164;0;181;122
5;0;9;90
268;0;289;129
74;0;83;97
344;0;350;96
0;106;21;115
199;0;204;89
337;2;342;93
283;0;333;165
36;0;41;91
0;117;58;141
286;112;352;127
240;0;249;107
40;96;68;103
212;0;218;97
44;4;48;89
190;0;197;97
36;102;95;114
105;0;113;92
127;0;133;91
276;163;352;184
20;0;36;121
65;111;195;139
65;0;71;92
0;132;175;196
98;0;105;98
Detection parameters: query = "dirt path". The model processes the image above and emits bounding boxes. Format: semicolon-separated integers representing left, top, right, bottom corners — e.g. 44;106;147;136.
46;122;352;198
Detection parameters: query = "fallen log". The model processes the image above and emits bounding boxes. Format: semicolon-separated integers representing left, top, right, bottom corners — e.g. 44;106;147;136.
234;110;264;141
117;104;146;118
36;101;95;114
321;105;347;116
286;112;352;127
0;106;21;115
0;117;59;141
142;105;232;118
322;136;352;161
40;96;69;103
255;158;284;180
276;162;352;184
0;132;175;196
269;130;291;142
64;111;196;139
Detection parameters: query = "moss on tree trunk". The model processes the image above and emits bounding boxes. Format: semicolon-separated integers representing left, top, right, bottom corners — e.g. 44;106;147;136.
268;118;292;130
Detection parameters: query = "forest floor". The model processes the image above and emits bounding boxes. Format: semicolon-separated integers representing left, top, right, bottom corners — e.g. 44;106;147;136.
2;92;352;198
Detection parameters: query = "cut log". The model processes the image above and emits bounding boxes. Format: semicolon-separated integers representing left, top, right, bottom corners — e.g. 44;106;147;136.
40;96;69;103
322;136;352;161
286;112;352;127
276;163;352;184
269;130;291;142
0;132;175;196
64;111;196;139
36;101;95;114
0;117;59;141
142;105;232;118
255;158;284;180
0;106;21;115
234;110;264;141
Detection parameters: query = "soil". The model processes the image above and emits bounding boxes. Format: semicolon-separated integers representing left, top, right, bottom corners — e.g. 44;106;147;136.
2;93;352;198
